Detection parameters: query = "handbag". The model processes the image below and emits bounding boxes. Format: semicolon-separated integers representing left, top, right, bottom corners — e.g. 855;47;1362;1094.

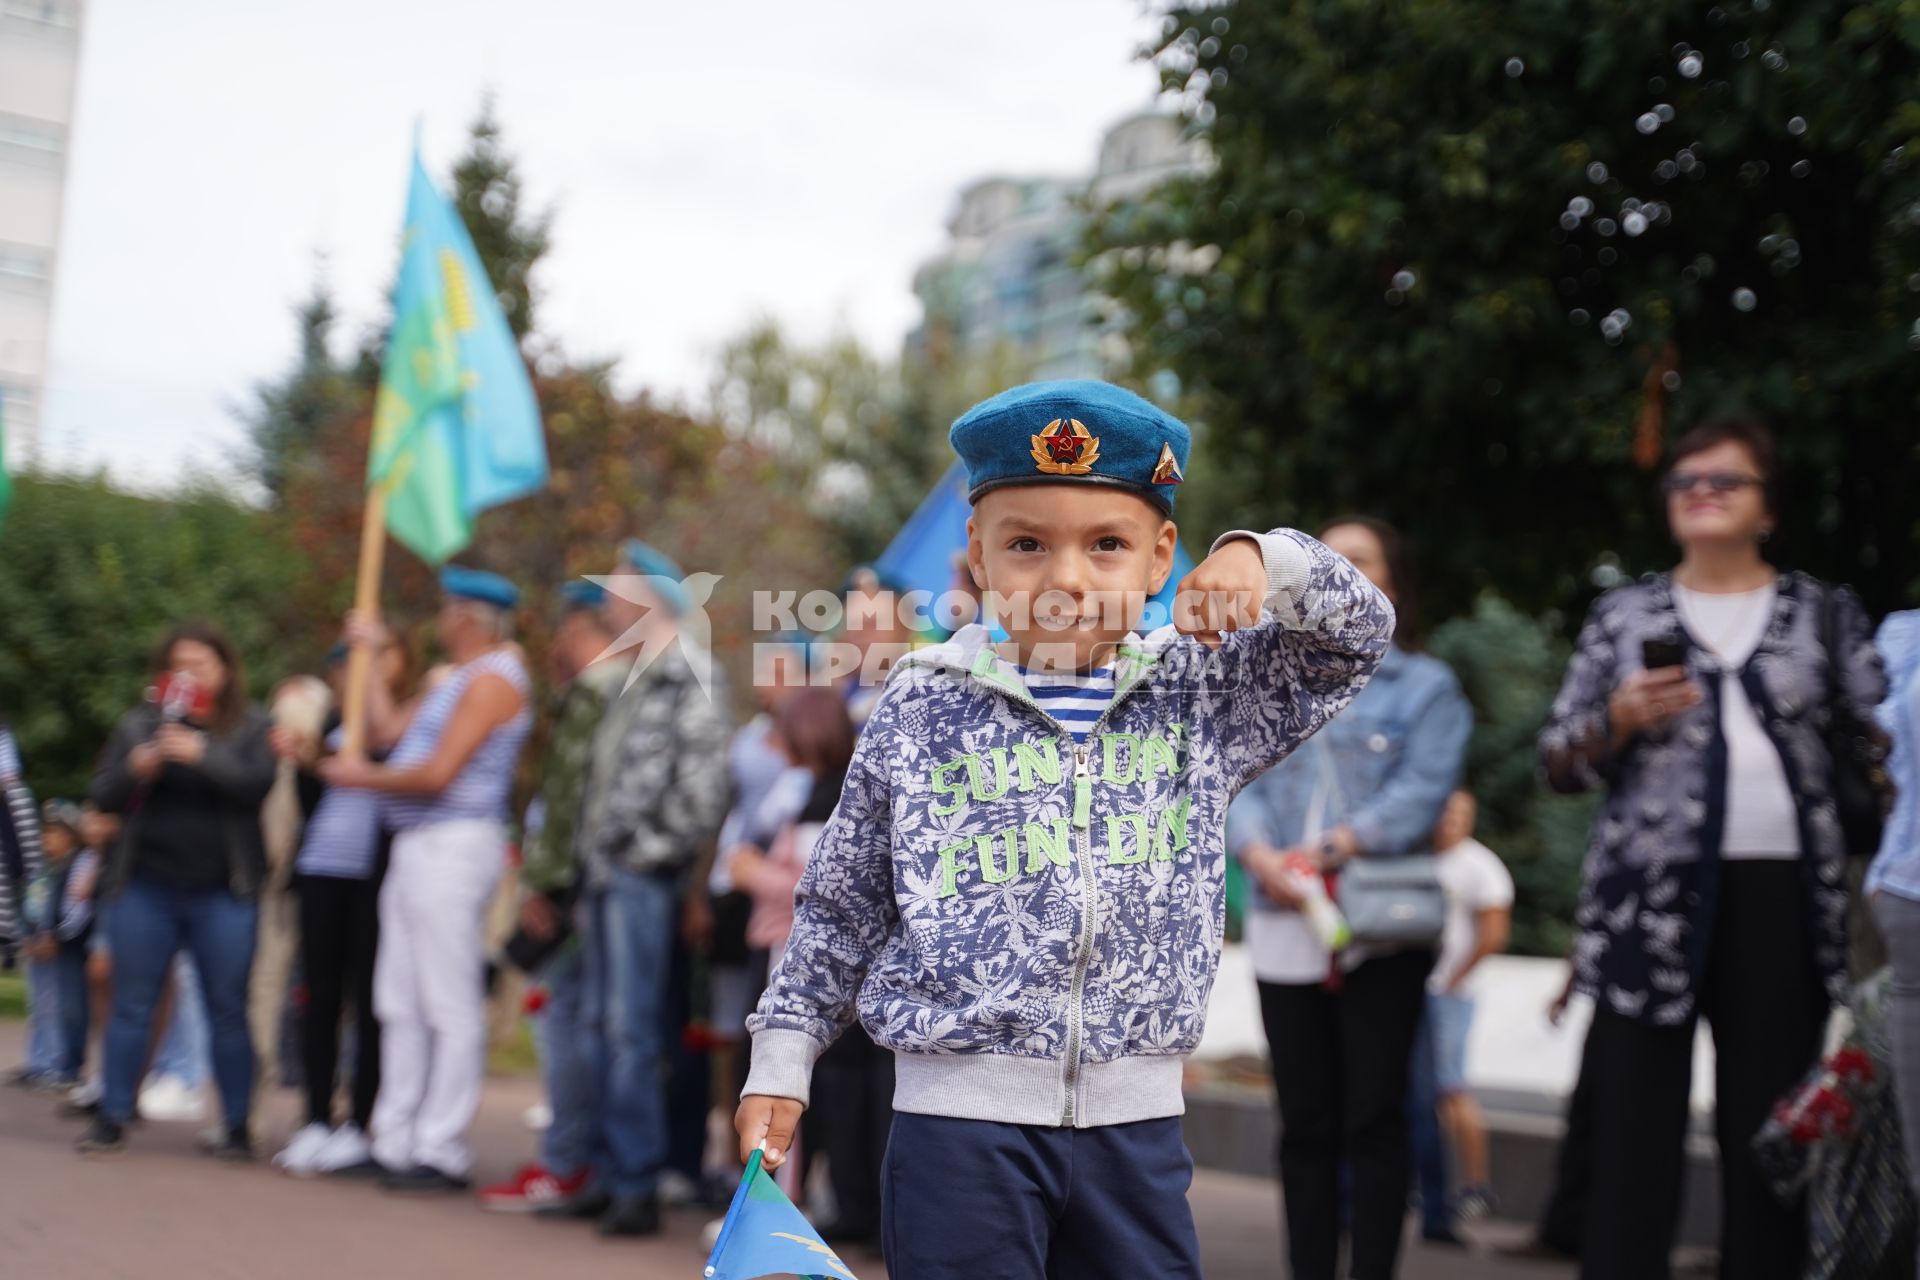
1339;854;1447;948
1820;584;1893;857
1309;738;1447;949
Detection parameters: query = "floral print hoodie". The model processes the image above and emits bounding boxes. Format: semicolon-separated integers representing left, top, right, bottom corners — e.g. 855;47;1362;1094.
744;529;1395;1128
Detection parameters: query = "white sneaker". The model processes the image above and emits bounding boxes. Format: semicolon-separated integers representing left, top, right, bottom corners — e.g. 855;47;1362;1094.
137;1074;206;1123
659;1169;699;1207
274;1123;334;1175
68;1076;102;1106
522;1102;552;1132
310;1123;372;1173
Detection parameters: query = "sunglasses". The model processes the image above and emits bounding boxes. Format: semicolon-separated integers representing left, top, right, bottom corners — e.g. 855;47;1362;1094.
1662;470;1764;496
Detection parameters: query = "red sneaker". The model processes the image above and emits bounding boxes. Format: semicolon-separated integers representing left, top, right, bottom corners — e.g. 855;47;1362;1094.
477;1164;589;1212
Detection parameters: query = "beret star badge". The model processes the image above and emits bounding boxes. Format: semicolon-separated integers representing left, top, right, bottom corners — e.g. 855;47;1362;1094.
1030;418;1101;475
1151;441;1185;485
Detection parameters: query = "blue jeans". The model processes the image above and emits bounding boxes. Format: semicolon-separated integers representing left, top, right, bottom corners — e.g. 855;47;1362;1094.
55;944;90;1079
103;875;257;1130
149;953;210;1087
580;868;676;1197
24;954;65;1078
533;940;592;1178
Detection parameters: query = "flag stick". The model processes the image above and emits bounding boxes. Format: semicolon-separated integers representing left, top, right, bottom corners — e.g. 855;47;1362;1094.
341;482;389;758
704;1146;766;1278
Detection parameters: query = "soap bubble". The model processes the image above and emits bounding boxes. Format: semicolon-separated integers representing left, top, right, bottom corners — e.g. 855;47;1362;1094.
1623;211;1649;236
1661;370;1683;391
1762;45;1786;70
1505;57;1525;77
1587;161;1610;183
1559;212;1582;230
1655;104;1675;122
1598;247;1619;265
1732;41;1751;58
1792;159;1811;178
1731;287;1757;311
1656;160;1679;181
1570;308;1591;325
1595;218;1618;237
1678;53;1704;78
1570;196;1594;216
1787;116;1807;136
1391;270;1416;291
1637;113;1661;134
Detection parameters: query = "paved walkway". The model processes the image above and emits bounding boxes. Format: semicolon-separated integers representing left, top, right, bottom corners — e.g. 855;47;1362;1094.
0;1018;1575;1279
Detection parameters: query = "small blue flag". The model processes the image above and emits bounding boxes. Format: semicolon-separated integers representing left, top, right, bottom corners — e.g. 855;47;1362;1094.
704;1150;858;1280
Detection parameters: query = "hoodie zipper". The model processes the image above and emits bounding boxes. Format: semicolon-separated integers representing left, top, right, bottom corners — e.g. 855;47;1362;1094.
941;642;1159;1128
1056;673;1156;1126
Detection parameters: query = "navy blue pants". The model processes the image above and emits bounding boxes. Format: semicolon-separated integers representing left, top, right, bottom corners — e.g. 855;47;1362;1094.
882;1112;1202;1280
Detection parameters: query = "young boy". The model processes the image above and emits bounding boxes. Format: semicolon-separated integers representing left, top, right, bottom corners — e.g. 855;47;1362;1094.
46;802;101;1087
736;380;1396;1276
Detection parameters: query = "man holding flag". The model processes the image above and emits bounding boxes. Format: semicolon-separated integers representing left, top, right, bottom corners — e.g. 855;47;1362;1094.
314;144;548;1189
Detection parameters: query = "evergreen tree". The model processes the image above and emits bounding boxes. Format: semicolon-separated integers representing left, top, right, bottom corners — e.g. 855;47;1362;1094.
239;276;358;499
451;94;552;345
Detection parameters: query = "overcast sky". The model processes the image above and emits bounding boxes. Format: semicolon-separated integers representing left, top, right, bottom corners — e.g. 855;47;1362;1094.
36;0;1166;487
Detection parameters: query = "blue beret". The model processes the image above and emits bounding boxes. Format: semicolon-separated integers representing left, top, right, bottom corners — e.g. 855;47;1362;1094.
559;580;606;612
619;539;690;616
949;379;1190;513
439;565;520;610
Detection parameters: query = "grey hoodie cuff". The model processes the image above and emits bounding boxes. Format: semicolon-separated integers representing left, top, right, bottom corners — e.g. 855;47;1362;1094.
1210;529;1312;616
740;1027;829;1106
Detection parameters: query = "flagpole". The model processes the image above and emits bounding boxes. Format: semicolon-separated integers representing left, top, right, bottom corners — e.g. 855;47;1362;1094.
341;482;389;758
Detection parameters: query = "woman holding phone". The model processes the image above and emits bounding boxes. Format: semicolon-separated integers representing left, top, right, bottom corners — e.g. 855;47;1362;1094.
84;621;278;1161
1539;420;1886;1280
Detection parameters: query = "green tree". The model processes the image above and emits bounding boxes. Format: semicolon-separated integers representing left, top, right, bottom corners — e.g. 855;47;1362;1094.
1429;597;1597;956
0;475;305;800
1090;0;1920;620
451;94;553;345
238;276;362;499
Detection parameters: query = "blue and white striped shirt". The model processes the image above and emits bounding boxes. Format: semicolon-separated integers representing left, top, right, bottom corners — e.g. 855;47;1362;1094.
1016;661;1117;745
295;727;383;880
383;649;534;833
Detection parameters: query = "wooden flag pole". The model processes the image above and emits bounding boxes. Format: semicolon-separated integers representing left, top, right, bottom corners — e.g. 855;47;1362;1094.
341;482;389;759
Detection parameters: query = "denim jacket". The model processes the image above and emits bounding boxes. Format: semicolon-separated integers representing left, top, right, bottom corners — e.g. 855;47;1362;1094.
745;530;1395;1127
1226;645;1472;868
1866;611;1920;901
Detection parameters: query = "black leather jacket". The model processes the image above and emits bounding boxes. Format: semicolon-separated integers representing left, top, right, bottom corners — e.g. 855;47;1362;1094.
90;702;277;900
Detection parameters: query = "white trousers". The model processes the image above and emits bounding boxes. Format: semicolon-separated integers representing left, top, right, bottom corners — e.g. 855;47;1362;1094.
370;819;506;1177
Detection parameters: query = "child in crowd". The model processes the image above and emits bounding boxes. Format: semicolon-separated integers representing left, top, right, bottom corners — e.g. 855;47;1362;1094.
737;380;1396;1276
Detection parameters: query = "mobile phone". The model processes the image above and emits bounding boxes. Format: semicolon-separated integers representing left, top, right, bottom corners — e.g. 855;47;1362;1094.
1641;635;1687;670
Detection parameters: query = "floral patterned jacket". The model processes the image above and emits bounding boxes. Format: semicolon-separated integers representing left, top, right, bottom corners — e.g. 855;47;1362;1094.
1539;572;1887;1026
744;529;1395;1127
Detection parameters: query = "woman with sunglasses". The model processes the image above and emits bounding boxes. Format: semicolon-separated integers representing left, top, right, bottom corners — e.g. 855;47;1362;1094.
1539;419;1886;1279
